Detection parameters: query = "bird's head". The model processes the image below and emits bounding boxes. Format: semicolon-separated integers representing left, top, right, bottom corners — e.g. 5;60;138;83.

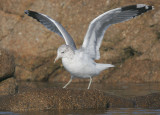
54;44;74;63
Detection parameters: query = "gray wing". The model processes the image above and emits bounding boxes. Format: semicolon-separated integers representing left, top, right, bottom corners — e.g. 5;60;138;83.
25;10;77;50
82;4;153;60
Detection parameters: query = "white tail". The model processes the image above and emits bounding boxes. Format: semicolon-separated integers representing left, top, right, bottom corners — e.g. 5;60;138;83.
96;63;114;73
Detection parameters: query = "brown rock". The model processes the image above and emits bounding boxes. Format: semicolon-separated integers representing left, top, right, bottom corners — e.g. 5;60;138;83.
104;58;160;83
0;0;159;83
134;93;160;109
0;0;32;15
0;48;15;80
0;88;134;111
0;78;18;96
1;83;160;111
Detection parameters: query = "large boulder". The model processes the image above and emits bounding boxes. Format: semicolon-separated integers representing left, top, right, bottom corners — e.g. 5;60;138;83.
0;78;18;96
0;48;15;81
0;0;159;83
0;88;134;111
0;48;17;96
1;86;160;111
134;93;160;109
104;58;160;83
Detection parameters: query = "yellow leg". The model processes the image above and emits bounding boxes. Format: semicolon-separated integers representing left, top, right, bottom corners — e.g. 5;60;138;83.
87;77;92;89
63;78;72;88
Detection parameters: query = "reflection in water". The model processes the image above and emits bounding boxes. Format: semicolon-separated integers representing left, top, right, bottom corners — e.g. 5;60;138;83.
1;108;160;115
0;112;19;115
18;81;160;98
106;108;160;115
1;82;160;115
70;82;160;98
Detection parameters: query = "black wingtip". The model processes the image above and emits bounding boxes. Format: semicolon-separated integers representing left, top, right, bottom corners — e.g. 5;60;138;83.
149;5;154;10
122;4;154;12
121;4;154;18
24;10;29;15
24;10;41;22
24;10;38;16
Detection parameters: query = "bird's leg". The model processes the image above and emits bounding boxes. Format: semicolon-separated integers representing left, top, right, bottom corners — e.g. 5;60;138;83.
87;77;92;89
63;77;73;88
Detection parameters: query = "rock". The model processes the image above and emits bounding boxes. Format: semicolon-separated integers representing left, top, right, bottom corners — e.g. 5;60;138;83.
134;93;160;109
0;88;134;111
0;48;17;96
0;78;18;96
0;81;160;111
0;0;160;83
104;58;160;83
0;0;33;16
0;48;15;81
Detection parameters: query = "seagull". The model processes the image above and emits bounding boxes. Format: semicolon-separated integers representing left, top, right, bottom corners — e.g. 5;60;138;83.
25;4;154;89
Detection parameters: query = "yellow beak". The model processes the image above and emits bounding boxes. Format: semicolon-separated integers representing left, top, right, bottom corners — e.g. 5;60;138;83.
54;56;60;63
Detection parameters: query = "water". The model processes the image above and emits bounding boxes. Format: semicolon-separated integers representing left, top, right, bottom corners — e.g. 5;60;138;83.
1;108;160;115
1;82;160;115
18;82;160;98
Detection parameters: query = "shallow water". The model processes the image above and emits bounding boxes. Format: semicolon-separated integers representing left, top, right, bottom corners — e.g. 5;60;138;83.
18;81;160;98
1;82;160;115
1;108;160;115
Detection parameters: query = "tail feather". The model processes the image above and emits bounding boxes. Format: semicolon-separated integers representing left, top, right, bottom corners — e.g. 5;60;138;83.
96;63;114;73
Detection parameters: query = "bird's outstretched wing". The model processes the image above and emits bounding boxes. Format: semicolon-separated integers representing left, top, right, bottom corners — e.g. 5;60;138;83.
82;4;154;60
25;10;77;50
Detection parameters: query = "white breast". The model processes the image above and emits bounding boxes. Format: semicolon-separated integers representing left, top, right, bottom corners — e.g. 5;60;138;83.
62;51;98;78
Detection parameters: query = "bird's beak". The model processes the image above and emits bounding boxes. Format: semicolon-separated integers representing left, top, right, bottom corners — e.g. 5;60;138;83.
54;55;60;63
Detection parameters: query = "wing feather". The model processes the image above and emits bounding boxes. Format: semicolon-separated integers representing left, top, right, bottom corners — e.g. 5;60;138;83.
82;4;153;60
25;10;77;50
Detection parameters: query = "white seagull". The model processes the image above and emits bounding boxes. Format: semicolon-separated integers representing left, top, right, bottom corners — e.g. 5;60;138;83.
25;4;154;89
